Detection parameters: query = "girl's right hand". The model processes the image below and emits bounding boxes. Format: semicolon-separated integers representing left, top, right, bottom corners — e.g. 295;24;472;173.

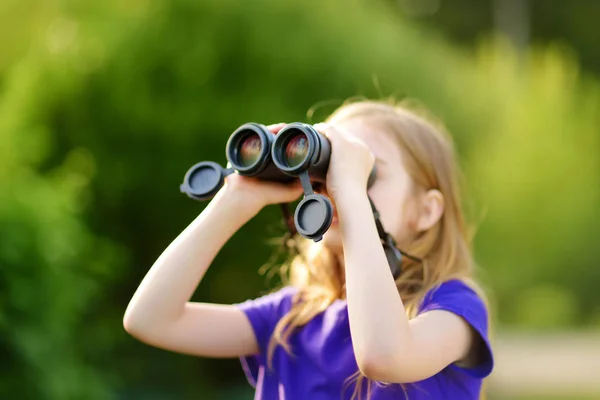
221;123;304;213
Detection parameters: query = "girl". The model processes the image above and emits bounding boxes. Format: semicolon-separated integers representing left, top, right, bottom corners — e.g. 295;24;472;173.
124;100;494;399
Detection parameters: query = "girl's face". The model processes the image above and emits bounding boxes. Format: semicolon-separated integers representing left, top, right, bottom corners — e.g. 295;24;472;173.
320;118;419;256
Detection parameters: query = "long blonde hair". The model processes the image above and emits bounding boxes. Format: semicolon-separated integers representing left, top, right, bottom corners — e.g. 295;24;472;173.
265;99;489;399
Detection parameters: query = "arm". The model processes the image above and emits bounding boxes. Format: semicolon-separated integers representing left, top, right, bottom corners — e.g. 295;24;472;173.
336;187;474;383
123;186;260;358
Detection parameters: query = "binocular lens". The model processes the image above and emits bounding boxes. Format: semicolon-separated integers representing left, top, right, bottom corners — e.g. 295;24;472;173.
283;134;309;168
239;134;262;167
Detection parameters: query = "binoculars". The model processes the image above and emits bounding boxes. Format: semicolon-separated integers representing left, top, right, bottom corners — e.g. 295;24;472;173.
179;122;419;279
180;122;376;242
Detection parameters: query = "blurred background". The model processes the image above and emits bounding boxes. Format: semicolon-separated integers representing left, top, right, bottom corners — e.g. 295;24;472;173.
1;0;599;399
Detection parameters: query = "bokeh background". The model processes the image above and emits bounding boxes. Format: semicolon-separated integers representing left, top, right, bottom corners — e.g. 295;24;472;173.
1;0;599;399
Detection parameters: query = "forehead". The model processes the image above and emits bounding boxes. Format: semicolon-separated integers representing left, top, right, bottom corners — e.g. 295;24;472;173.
335;118;403;167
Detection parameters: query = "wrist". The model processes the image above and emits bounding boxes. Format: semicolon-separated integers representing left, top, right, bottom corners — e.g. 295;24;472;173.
184;186;259;258
331;181;369;208
333;188;372;232
334;186;380;251
211;186;262;221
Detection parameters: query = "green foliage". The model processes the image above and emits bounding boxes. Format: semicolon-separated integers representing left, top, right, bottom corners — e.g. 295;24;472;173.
461;39;600;326
0;0;598;398
0;54;126;398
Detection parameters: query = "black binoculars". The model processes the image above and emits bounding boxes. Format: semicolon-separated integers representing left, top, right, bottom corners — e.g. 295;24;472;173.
180;122;376;242
179;122;418;279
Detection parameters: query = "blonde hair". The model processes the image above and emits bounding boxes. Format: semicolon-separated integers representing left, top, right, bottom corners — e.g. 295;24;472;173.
265;99;489;399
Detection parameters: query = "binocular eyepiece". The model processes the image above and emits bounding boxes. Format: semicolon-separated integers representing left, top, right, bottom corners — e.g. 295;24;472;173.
181;122;376;242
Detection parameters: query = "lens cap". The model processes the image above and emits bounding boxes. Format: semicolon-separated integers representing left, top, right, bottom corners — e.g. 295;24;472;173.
180;161;225;201
294;194;333;241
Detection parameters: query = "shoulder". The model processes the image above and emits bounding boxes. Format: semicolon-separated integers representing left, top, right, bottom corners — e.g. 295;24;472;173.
419;279;494;378
235;286;299;316
418;278;490;336
238;285;299;304
233;286;299;358
419;279;488;316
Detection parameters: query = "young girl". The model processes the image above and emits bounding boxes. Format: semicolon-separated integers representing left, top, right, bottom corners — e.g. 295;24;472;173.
124;100;494;399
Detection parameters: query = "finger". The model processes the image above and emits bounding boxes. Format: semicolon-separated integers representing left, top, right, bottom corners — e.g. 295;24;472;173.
313;122;339;139
312;122;329;133
260;179;303;192
267;123;287;134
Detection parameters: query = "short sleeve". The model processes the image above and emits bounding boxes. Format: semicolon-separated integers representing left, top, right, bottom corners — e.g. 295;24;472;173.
418;279;494;379
233;286;298;386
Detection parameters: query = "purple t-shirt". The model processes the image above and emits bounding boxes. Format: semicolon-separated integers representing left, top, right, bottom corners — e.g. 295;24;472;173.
235;279;494;399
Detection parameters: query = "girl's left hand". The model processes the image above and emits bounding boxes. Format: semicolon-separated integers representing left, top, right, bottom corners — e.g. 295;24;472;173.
313;123;375;201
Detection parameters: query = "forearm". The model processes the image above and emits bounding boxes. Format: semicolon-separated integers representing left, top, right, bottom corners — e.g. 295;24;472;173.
124;187;259;331
335;186;412;371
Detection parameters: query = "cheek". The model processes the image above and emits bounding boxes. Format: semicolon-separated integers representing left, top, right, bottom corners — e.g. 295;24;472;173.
403;200;420;233
368;185;402;233
369;184;417;241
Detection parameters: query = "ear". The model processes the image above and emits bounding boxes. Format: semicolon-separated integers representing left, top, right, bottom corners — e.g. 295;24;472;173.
416;189;444;232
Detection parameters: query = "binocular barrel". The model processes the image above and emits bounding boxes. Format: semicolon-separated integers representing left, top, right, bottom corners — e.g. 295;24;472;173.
226;122;375;185
271;123;330;181
225;122;331;182
225;123;295;182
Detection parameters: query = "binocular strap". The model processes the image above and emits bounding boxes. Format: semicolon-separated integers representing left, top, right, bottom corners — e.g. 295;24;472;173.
279;203;297;236
278;198;422;279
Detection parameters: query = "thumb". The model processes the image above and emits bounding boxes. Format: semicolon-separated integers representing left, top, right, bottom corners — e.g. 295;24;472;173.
267;123;288;134
264;180;304;203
